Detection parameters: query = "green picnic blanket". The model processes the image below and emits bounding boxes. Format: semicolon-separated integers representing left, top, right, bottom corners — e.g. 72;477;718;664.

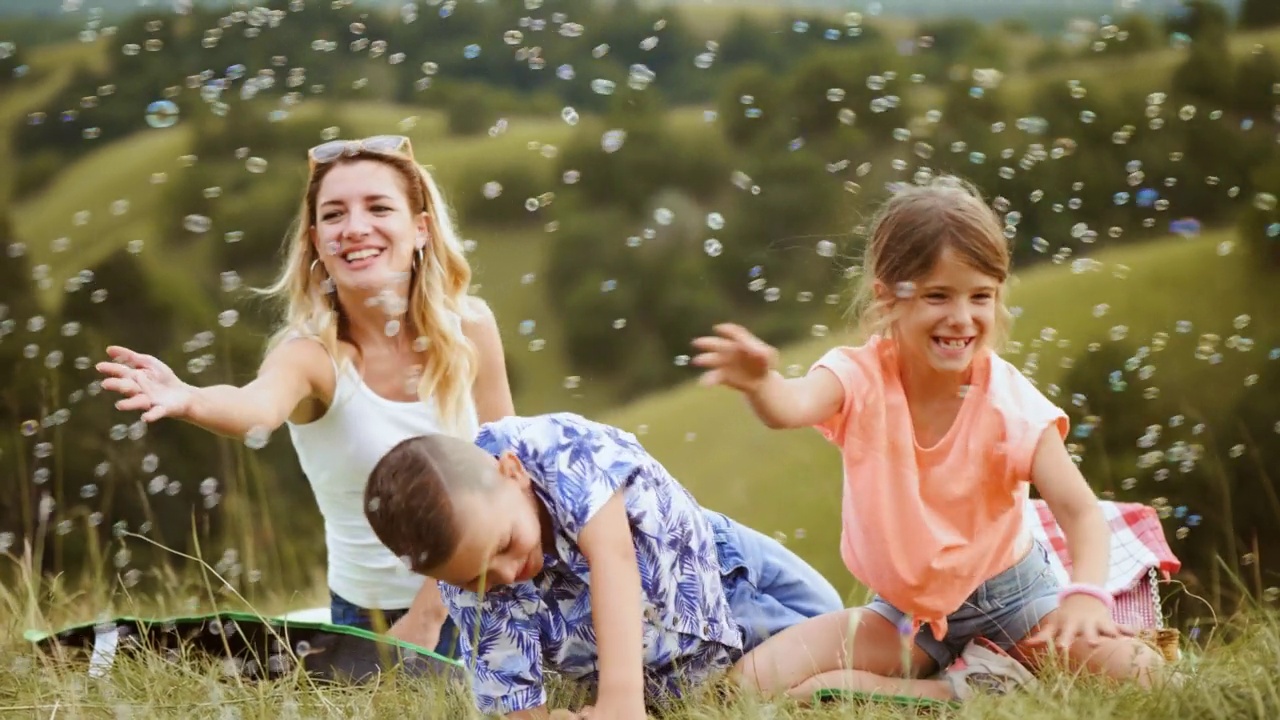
25;610;464;684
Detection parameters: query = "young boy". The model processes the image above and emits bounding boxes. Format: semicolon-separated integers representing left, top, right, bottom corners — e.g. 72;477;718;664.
363;412;844;719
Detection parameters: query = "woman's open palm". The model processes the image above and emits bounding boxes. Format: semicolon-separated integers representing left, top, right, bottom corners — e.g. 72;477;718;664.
95;345;193;422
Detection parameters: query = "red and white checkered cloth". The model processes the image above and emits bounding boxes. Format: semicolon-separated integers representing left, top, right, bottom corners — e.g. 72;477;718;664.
1025;498;1181;595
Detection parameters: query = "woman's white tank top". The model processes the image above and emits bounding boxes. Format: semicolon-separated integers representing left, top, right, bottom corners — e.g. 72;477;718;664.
287;353;479;610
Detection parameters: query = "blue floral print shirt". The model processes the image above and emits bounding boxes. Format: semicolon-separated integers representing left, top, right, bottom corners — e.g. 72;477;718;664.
439;413;742;715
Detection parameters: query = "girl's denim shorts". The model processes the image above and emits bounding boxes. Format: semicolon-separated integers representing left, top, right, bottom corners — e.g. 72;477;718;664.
865;539;1061;669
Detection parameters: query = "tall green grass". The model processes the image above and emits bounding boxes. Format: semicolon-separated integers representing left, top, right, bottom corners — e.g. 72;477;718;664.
2;546;1278;719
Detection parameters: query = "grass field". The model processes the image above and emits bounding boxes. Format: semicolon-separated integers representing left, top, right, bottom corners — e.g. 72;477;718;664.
602;230;1279;595
1;573;1278;718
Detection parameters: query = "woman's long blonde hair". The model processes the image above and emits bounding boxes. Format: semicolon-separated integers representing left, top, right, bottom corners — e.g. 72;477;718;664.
258;150;478;436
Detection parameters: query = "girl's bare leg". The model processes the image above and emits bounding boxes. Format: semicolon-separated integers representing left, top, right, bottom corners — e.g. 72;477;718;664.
1014;610;1166;688
730;607;954;703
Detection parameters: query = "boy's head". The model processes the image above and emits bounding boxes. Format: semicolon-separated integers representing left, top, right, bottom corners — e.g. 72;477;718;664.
364;434;547;592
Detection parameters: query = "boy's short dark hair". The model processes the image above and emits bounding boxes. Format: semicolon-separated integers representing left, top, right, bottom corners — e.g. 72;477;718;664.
364;434;489;574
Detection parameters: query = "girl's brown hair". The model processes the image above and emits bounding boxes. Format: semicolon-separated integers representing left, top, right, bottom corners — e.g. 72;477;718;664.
258;150;478;436
849;175;1014;351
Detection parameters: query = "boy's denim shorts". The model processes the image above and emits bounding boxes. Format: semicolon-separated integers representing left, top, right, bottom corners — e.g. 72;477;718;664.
706;510;846;655
865;539;1062;670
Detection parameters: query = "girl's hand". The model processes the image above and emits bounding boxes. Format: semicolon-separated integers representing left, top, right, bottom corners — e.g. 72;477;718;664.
95;345;195;422
690;323;778;394
1024;593;1130;650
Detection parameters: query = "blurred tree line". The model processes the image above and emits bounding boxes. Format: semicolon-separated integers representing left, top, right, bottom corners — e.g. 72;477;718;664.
9;0;860;197
2;0;1279;620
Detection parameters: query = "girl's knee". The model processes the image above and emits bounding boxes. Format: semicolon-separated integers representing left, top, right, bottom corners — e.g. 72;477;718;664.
1073;636;1166;686
1119;639;1166;687
730;609;861;686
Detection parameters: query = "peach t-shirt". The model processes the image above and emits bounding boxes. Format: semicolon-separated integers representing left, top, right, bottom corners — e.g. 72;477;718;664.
811;335;1068;640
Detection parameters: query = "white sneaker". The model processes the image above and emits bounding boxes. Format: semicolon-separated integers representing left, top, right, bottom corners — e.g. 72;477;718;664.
943;637;1037;700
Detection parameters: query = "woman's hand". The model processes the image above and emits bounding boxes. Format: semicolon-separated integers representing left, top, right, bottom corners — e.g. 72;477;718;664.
96;345;195;422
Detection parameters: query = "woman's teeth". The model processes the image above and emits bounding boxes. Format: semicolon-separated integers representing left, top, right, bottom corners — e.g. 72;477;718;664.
343;248;382;262
934;337;971;349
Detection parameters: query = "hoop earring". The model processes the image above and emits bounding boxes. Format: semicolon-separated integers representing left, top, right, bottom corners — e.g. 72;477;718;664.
413;247;424;270
309;258;322;275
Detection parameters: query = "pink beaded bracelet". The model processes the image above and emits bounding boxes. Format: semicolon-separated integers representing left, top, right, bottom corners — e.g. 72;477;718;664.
1057;583;1115;610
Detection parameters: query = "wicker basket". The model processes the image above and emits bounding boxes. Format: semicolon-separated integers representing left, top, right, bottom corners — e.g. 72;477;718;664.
1137;628;1181;663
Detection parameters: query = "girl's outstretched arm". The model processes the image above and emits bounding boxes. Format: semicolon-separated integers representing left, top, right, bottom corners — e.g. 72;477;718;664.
692;323;844;430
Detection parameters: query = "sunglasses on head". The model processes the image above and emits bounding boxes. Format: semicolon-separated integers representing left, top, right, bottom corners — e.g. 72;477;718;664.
307;135;414;169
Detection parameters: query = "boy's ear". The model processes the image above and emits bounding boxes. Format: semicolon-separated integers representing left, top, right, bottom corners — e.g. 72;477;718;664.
496;450;530;489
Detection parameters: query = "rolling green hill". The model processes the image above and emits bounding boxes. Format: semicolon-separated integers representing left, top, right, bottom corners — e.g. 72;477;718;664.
0;41;106;202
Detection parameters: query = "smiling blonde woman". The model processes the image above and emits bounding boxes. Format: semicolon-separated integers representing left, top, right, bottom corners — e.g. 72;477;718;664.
96;135;515;657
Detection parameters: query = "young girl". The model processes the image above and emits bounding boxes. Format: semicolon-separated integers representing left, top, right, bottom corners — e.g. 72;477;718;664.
96;136;515;656
691;175;1166;702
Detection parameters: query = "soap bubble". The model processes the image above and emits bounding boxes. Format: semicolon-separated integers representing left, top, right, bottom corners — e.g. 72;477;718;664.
601;129;626;153
144;100;179;128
